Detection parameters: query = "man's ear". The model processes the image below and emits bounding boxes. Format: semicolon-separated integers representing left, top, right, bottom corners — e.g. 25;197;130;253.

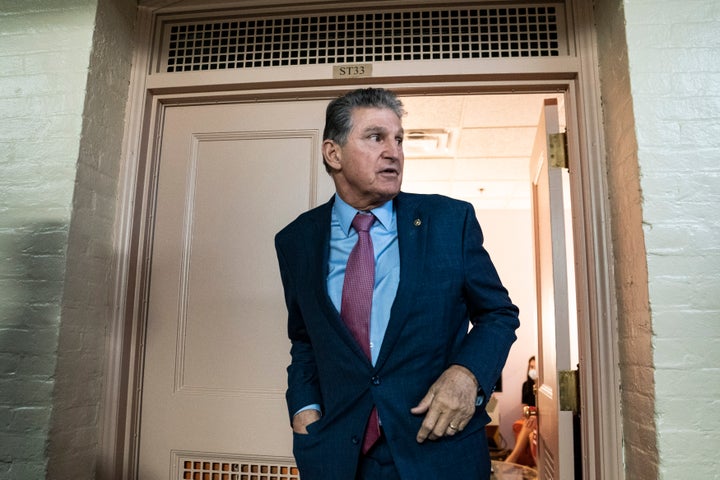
322;139;342;172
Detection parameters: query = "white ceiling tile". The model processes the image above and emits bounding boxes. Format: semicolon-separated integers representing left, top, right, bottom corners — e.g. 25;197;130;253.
402;96;465;129
457;126;537;158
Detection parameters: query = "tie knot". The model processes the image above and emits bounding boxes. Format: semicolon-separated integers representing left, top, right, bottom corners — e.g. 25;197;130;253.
352;213;375;233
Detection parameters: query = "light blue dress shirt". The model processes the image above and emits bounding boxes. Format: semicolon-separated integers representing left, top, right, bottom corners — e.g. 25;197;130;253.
294;195;400;418
327;194;401;366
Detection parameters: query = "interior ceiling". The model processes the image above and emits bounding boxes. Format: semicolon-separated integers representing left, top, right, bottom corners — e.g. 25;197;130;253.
401;93;565;211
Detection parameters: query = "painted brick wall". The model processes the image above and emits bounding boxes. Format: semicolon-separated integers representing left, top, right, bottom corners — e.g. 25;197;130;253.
1;0;135;478
595;0;657;478
45;0;136;477
622;0;720;478
0;3;97;479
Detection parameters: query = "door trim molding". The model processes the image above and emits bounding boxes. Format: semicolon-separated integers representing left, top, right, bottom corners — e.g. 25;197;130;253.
102;2;623;479
99;5;157;480
567;2;624;478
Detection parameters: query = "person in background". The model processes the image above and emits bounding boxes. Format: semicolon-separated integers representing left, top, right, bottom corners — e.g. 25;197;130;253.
275;87;520;480
505;355;539;467
522;356;538;407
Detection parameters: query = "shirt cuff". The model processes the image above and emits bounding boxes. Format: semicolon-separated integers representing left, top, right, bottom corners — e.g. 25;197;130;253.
294;404;322;417
476;389;485;406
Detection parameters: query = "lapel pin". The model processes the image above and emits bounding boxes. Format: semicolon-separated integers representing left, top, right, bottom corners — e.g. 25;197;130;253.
413;218;422;227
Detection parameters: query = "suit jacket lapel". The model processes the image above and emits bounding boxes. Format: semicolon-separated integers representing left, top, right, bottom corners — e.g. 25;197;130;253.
375;192;427;370
309;196;375;363
307;199;334;314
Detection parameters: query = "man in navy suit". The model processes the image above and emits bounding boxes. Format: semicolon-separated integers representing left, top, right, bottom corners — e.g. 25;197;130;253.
275;88;519;479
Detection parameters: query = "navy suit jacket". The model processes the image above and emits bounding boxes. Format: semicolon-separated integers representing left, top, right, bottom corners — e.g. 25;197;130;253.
275;192;519;479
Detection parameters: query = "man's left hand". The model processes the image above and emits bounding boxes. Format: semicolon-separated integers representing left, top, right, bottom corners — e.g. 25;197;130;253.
410;364;478;443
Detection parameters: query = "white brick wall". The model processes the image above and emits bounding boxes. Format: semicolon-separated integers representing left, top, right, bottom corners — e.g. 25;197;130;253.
623;0;720;477
46;0;136;478
0;3;96;479
0;1;135;478
595;0;657;477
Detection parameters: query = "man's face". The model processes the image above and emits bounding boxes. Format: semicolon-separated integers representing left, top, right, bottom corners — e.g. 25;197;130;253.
325;107;404;210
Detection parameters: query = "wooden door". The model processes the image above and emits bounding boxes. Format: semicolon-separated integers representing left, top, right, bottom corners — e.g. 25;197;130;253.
137;100;333;479
530;98;577;479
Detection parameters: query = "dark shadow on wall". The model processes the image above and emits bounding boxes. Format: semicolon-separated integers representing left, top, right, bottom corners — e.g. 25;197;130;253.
47;208;116;479
0;221;68;479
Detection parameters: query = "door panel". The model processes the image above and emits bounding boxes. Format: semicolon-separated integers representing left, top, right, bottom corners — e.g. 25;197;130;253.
530;98;576;479
138;100;330;478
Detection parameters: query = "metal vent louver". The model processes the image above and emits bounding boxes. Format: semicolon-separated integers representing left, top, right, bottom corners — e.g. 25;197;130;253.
177;453;300;480
161;4;565;72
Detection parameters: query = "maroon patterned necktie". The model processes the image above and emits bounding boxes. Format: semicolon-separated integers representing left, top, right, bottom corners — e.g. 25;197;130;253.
341;212;380;453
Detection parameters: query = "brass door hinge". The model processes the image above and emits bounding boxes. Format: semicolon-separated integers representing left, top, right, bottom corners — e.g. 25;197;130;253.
559;369;579;413
548;132;568;169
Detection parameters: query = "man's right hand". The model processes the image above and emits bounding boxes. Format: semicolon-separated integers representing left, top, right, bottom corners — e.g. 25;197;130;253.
292;409;321;434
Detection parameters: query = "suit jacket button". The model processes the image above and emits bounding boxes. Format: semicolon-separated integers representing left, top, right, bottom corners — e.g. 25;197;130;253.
371;376;381;385
351;436;360;445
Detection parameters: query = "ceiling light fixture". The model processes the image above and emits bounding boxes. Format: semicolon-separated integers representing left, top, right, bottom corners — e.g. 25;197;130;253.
404;128;459;158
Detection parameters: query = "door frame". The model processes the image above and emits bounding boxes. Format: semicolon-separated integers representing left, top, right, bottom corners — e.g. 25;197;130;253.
101;2;623;479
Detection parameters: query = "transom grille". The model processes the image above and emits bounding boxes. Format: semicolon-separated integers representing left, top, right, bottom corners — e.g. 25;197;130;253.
162;4;565;72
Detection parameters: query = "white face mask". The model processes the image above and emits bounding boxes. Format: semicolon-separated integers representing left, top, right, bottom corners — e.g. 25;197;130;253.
528;368;538;381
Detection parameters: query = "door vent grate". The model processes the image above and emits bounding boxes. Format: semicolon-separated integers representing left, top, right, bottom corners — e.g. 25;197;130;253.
161;4;565;72
176;453;299;480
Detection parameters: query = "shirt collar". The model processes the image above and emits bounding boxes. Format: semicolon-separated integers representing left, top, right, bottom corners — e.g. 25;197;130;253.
334;193;395;235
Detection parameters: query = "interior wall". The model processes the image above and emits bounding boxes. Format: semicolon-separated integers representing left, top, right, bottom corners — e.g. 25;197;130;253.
596;0;720;477
0;3;99;479
45;0;137;478
618;0;720;477
595;1;656;477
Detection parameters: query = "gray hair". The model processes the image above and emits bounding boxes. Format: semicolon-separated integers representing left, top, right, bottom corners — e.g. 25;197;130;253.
322;88;404;172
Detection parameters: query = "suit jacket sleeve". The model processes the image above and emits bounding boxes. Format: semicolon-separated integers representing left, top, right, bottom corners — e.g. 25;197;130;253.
275;232;323;423
450;202;520;401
